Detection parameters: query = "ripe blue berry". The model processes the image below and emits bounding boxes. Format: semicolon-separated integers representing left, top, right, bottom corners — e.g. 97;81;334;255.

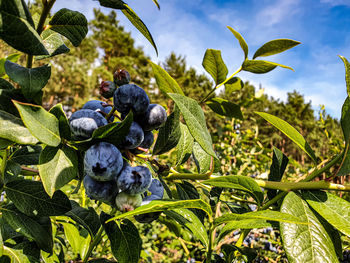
69;109;108;139
99;81;116;99
120;122;144;149
117;166;152;195
143;178;164;200
113;84;149;115
83;175;118;203
136;104;167;131
113;69;131;87
84;142;123;181
131;131;154;154
115;192;142;212
82;100;114;122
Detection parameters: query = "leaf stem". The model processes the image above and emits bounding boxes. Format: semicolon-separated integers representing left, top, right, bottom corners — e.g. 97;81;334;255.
200;66;242;104
26;0;56;68
82;226;104;263
164;172;213;181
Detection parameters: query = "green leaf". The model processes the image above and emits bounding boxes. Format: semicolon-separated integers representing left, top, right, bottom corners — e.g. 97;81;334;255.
152;0;160;9
13;101;61;147
36;29;70;60
49;8;88;47
49;103;71;140
101;213;142;263
108;199;212;222
0;53;21;76
339;56;350;97
267;147;289;200
256;112;317;162
214;210;307;226
203;175;263;205
11;145;41;165
0;0;48;55
168;93;216;157
2;246;30;263
280;192;338;263
218;220;272;242
149;61;184;95
0;138;13;149
2;204;53;253
206;98;243;119
97;0;125;9
202;49;228;85
153;107;181;155
65;200;101;237
0;110;38;145
5;179;71;217
225;76;244;94
227;26;248;59
5;61;51;104
38;145;78;197
337;97;350;176
165;209;209;247
121;5;158;55
61;222;91;258
242;59;293;74
0;81;26;116
302;190;350;237
253;39;301;59
175;123;194;166
192;142;221;174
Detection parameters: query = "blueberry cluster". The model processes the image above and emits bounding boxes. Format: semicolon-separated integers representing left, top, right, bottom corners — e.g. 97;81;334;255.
68;69;166;217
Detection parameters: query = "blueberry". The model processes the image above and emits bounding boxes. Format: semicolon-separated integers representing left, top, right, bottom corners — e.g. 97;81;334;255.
135;104;167;131
113;84;149;115
84;142;123;181
83;175;118;203
143;178;164;200
113;69;131;86
117;166;152;195
69;109;108;139
115;192;142;212
131;131;154;154
99;81;116;99
120;122;144;149
82;100;114;122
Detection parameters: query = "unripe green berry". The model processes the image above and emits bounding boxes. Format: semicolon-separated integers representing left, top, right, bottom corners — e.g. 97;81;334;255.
115;192;142;212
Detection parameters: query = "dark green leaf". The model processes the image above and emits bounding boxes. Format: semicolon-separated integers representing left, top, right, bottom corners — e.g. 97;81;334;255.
0;110;39;145
267;147;288;200
202;49;228;85
0;81;25;116
227;26;248;59
168;93;216;157
0;78;14;89
0;0;48;55
150;61;184;96
49;8;88;47
5;61;51;104
175;123;194;166
0;138;13;149
49;103;71;140
36;29;70;60
256;112;317;162
280;192;338;263
337;97;350;176
192;142;220;174
101;213;142;263
13;101;61;147
242;59;293;74
108;199;212;221
165;209;209;247
2;204;53;253
98;0;125;9
153;107;181;155
152;0;160;9
206;98;243;119
1;246;30;263
224;76;244;94
215;210;307;226
65;200;101;237
10;145;41;165
12;241;40;263
339;56;350;97
121;5;158;55
5;179;71;216
302;190;350;237
38;145;78;197
203;175;264;206
0;53;21;76
253;39;301;59
4;160;21;183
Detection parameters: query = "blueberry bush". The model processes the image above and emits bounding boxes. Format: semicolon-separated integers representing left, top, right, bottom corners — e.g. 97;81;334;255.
1;1;350;263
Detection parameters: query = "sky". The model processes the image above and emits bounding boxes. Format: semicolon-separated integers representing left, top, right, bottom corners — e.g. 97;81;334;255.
50;0;350;119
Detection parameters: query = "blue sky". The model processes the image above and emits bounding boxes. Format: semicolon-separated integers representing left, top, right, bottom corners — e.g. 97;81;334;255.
51;0;350;118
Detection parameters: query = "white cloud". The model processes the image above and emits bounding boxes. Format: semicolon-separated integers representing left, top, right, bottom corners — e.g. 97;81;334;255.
320;0;350;7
